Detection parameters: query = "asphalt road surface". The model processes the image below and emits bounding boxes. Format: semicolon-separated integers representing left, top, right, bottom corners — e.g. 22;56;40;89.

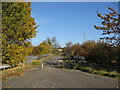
2;56;119;88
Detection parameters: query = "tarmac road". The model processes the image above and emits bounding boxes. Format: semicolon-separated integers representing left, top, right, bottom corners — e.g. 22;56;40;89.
2;56;119;88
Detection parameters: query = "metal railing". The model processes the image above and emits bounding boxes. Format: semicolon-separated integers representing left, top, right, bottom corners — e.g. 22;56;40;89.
0;54;53;71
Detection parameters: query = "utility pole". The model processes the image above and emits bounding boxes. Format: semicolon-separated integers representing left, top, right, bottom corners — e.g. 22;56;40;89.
118;1;120;47
84;32;86;42
118;1;120;26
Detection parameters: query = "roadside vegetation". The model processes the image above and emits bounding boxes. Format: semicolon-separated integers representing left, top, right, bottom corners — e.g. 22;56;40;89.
31;37;61;56
61;7;120;78
57;59;120;78
1;2;60;82
2;63;33;81
1;54;55;81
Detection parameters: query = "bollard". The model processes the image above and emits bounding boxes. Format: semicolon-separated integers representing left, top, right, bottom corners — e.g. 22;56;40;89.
59;60;61;66
42;60;43;69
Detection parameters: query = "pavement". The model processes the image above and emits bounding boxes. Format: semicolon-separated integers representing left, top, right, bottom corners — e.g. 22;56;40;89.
2;56;119;88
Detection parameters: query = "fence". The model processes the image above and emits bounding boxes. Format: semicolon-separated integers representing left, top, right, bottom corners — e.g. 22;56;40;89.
0;54;53;71
65;54;85;62
26;54;53;62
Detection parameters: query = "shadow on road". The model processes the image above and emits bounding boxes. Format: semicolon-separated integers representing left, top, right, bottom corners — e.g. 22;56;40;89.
46;62;58;66
43;56;64;68
60;58;66;60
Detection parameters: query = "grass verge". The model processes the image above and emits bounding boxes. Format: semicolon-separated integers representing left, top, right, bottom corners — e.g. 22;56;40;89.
2;63;33;81
76;66;120;78
56;57;120;78
57;64;120;78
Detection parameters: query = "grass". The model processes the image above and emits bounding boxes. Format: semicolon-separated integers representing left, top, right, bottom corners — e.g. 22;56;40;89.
77;66;120;78
2;63;33;81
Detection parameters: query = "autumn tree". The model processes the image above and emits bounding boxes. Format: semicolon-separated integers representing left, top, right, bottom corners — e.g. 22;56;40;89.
72;40;97;57
32;46;40;55
71;43;81;55
62;41;73;55
37;41;54;55
94;7;120;46
45;37;61;54
46;38;52;45
2;2;38;66
46;37;61;49
86;41;119;67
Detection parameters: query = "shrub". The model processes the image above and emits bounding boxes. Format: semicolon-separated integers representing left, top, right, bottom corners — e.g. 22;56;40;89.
98;70;108;75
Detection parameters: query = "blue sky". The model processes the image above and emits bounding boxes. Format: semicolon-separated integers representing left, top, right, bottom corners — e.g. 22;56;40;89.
31;2;118;47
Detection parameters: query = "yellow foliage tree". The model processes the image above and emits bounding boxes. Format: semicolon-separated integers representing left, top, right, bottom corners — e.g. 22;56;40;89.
38;41;54;55
2;2;38;66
